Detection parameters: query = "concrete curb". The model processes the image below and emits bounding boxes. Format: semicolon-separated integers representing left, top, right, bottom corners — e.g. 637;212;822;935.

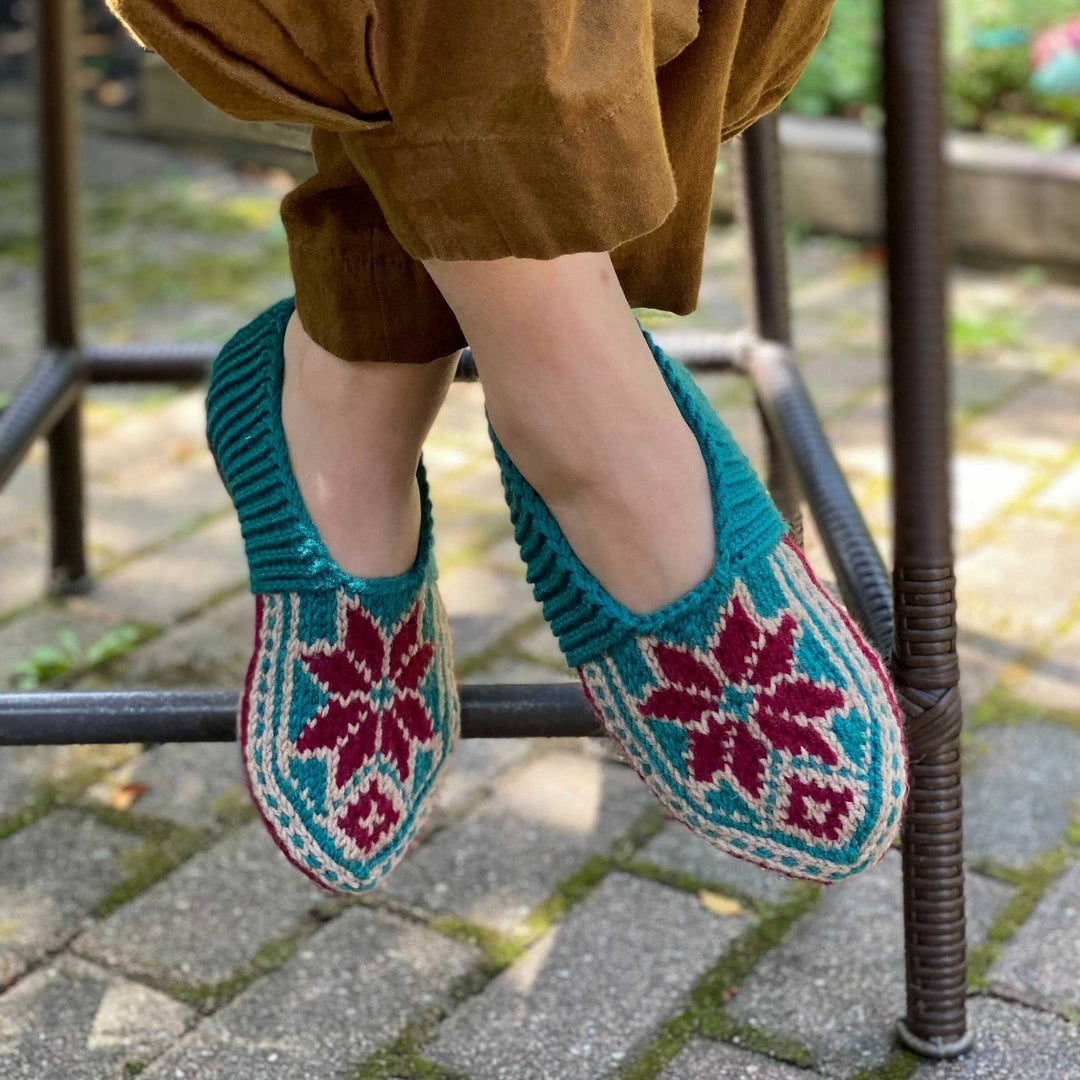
713;115;1080;267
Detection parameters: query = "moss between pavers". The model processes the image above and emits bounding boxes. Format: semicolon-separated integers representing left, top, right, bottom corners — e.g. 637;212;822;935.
0;790;55;843
453;610;548;680
850;1050;920;1080
968;684;1080;735
353;806;670;1078
0;750;142;842
88;807;209;919
967;842;1078;993
618;886;821;1080
164;919;317;1012
207;786;257;830
349;997;477;1080
427;916;523;973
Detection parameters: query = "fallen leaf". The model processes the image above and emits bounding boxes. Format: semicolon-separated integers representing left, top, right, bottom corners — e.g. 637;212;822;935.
109;782;150;811
698;890;744;917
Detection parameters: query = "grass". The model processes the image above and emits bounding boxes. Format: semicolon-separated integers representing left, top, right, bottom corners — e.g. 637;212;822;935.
7;622;157;689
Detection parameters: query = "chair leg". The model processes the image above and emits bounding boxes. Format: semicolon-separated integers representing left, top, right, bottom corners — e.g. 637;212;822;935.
38;0;89;593
882;0;971;1058
734;116;804;546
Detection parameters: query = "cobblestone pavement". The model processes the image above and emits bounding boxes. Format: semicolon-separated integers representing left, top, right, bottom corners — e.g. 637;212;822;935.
1;124;1079;1079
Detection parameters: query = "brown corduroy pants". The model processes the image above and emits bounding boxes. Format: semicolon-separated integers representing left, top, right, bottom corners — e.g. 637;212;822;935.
108;0;833;363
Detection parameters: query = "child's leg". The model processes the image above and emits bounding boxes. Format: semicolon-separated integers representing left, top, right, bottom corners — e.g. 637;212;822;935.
281;310;456;578
423;252;714;614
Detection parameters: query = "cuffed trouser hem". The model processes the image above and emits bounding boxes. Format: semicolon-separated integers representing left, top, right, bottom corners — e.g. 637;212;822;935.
341;74;678;264
288;242;466;365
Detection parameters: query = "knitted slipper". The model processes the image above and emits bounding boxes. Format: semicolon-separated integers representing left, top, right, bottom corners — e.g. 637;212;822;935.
489;327;907;883
206;298;459;892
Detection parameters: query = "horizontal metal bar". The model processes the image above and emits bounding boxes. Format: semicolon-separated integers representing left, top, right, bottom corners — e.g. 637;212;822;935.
0;684;603;745
81;332;747;385
83;343;219;383
0;348;81;488
748;341;894;656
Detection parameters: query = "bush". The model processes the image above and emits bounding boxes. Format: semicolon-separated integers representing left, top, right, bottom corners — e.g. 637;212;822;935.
787;0;1080;145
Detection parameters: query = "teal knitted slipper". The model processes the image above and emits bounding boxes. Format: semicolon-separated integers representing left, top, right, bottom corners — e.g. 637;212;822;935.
490;328;907;883
206;298;459;892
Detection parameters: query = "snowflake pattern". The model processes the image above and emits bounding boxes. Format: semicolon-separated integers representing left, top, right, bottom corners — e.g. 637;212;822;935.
295;597;435;817
638;592;856;841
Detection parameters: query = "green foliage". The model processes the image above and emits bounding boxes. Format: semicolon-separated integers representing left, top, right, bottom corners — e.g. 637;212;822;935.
788;0;1080;143
949;312;1021;355
8;623;152;688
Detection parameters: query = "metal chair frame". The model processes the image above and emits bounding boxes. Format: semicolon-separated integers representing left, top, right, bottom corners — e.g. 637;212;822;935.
0;0;970;1057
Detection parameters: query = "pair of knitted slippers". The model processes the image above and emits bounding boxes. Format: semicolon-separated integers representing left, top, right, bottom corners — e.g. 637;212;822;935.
207;298;906;893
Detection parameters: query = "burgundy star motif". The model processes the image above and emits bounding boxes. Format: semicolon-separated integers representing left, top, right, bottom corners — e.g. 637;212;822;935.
295;598;435;789
639;594;846;804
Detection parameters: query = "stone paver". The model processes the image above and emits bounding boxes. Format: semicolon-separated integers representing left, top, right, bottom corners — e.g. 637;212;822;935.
909;996;1080;1080
0;810;141;988
515;619;573;673
91;512;247;626
439;564;541;664
377;751;653;933
89;453;231;562
724;853;1014;1077
1015;623;1080;714
990;858;1080;1017
73;822;322;989
143;907;479;1080
952;453;1033;535
965;381;1080;460
79;589;256;691
1036;460;1080;514
428;873;749;1080
659;1039;815;1079
638;822;799;906
84;742;246;831
0;955;194;1080
0;746;54;817
957;634;1021;717
956;516;1080;646
433;736;535;819
964;722;1080;869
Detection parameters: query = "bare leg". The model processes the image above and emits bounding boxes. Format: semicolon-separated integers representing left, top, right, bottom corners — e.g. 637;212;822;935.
281;310;457;578
423;251;714;614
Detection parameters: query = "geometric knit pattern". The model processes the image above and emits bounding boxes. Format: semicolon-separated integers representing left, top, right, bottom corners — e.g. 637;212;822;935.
208;298;458;892
491;325;907;882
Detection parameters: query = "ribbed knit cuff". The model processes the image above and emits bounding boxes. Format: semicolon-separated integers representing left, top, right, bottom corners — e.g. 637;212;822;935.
491;327;787;669
205;298;437;596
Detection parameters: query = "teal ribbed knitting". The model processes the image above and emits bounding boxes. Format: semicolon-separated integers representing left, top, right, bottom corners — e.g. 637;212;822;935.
207;299;459;892
490;326;908;882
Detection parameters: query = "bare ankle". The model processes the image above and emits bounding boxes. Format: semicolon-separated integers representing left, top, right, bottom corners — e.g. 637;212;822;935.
280;311;456;577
